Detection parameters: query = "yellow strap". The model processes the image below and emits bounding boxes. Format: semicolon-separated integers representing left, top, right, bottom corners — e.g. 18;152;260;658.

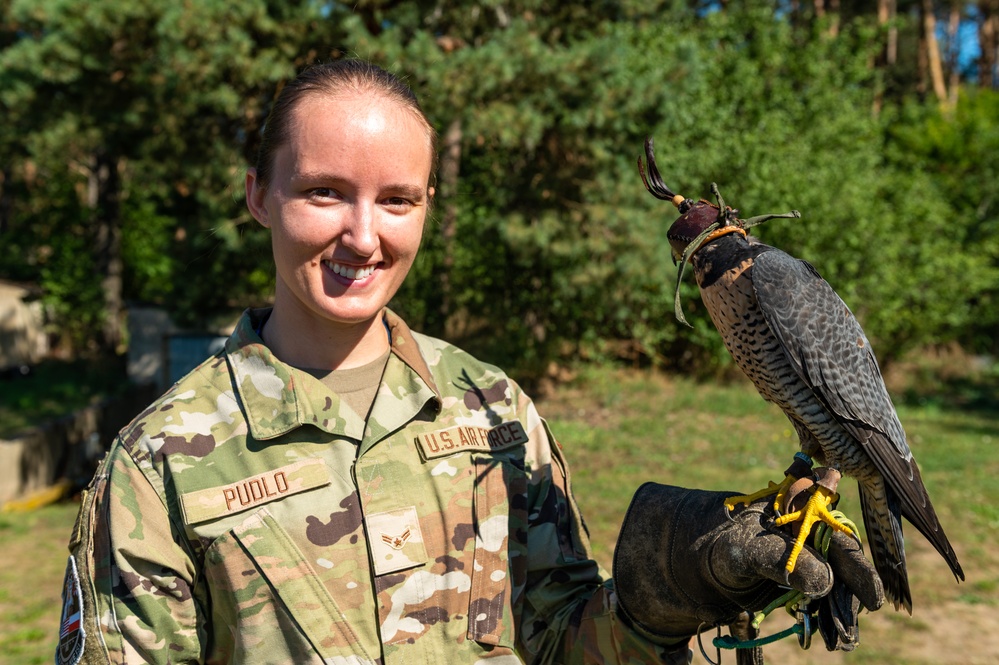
697;225;746;251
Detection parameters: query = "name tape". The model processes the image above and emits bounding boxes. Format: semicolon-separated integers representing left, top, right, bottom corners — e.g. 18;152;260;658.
180;457;331;524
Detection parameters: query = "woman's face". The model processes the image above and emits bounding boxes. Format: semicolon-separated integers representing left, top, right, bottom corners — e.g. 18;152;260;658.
246;91;434;332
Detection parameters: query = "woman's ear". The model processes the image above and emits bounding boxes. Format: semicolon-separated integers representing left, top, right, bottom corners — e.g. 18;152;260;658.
245;168;270;228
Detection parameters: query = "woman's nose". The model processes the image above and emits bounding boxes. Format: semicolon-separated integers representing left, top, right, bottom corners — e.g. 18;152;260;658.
340;202;378;255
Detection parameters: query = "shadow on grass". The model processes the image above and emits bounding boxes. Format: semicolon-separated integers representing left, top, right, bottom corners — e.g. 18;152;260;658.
897;369;999;420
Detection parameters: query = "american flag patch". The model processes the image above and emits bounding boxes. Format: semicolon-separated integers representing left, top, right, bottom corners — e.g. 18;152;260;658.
56;556;85;665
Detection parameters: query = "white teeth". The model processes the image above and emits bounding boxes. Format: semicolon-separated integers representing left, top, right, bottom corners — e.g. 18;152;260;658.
329;262;375;281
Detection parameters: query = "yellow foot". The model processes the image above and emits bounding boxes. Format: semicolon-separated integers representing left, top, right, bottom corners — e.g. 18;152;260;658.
724;452;814;516
774;484;855;574
724;478;789;514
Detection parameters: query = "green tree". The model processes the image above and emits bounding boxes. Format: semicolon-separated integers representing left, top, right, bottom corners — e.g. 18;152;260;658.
363;2;996;374
1;0;995;381
887;87;999;353
0;0;341;352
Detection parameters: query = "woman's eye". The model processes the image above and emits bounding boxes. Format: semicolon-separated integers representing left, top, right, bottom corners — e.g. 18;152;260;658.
309;187;339;200
384;197;413;209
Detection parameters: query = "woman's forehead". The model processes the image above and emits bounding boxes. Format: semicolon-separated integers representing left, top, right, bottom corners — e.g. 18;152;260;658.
286;91;433;154
270;92;433;184
291;90;419;129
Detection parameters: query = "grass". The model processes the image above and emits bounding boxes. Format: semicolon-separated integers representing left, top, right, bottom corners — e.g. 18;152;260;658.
542;363;999;663
0;501;80;665
0;358;128;438
1;361;996;664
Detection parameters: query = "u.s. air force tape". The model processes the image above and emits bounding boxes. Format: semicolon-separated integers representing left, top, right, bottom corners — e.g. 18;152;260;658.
415;420;528;461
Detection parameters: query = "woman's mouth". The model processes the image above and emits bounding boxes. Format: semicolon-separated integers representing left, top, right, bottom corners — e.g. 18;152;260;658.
325;261;376;281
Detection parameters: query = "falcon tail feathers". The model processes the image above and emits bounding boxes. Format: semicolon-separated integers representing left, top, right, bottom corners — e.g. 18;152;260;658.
897;461;966;584
858;482;913;614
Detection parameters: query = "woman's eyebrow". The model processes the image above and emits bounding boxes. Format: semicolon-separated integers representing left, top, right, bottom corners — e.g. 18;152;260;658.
386;184;428;201
291;169;344;182
292;172;425;199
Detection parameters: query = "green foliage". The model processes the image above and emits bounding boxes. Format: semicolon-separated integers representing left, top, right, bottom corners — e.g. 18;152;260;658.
0;0;996;375
0;358;127;437
0;0;339;341
886;88;999;354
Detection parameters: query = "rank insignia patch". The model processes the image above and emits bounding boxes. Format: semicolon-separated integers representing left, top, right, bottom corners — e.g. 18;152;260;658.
366;506;427;575
381;527;412;550
56;555;85;665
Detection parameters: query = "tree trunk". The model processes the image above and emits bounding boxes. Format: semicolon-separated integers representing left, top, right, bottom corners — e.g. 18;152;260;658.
813;0;840;37
946;2;961;109
921;0;948;103
879;0;897;65
438;117;462;338
980;1;999;89
874;0;897;115
89;150;123;355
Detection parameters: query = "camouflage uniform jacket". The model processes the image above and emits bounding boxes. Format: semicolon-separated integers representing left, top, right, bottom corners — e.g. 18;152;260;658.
62;308;674;664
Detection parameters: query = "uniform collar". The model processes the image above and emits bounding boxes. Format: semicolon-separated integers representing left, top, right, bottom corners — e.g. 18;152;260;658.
225;307;442;443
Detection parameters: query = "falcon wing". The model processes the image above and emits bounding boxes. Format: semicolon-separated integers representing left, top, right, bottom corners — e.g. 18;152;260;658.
749;249;954;558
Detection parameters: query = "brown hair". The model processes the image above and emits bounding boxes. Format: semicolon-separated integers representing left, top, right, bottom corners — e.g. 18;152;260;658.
253;60;438;190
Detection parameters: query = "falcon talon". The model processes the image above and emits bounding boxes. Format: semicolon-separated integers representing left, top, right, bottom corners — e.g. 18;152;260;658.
640;135;965;614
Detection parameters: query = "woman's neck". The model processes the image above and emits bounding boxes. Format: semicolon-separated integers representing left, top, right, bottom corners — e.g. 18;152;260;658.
261;301;389;371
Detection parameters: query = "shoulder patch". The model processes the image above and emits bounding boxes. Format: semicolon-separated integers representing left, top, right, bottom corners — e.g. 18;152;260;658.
56;556;85;665
415;421;528;461
179;457;331;524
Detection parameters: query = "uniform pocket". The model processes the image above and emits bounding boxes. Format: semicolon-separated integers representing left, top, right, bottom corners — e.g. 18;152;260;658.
466;455;525;648
209;507;378;663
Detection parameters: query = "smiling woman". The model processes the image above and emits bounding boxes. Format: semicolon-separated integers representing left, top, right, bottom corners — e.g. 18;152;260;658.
58;59;883;665
245;65;437;370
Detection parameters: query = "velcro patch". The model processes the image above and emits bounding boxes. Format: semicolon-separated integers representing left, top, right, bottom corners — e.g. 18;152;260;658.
180;457;331;524
366;506;427;575
56;556;85;665
415;421;529;461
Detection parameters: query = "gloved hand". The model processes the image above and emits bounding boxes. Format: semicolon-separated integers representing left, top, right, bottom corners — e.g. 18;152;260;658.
613;483;884;652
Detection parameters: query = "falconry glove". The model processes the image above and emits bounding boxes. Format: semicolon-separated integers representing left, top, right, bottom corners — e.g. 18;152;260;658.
613;483;884;651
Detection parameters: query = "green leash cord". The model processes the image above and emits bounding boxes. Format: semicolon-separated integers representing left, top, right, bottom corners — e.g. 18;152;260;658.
713;510;861;652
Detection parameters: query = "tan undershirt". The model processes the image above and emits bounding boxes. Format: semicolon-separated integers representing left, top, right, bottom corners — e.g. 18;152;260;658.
300;349;391;420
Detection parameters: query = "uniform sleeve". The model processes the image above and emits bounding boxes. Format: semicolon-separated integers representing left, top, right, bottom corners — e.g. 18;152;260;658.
518;420;685;665
63;442;206;664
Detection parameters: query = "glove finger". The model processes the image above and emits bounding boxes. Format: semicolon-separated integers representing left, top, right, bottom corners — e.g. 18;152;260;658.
712;505;833;597
721;530;834;597
825;532;885;612
782;546;835;598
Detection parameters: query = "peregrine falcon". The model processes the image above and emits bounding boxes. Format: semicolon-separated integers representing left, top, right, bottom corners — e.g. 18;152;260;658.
639;137;964;612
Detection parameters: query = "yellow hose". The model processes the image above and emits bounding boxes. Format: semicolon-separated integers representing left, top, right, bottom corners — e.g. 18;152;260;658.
0;478;73;512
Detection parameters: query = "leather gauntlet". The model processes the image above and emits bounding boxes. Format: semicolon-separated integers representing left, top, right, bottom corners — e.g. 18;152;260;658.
613;483;883;648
